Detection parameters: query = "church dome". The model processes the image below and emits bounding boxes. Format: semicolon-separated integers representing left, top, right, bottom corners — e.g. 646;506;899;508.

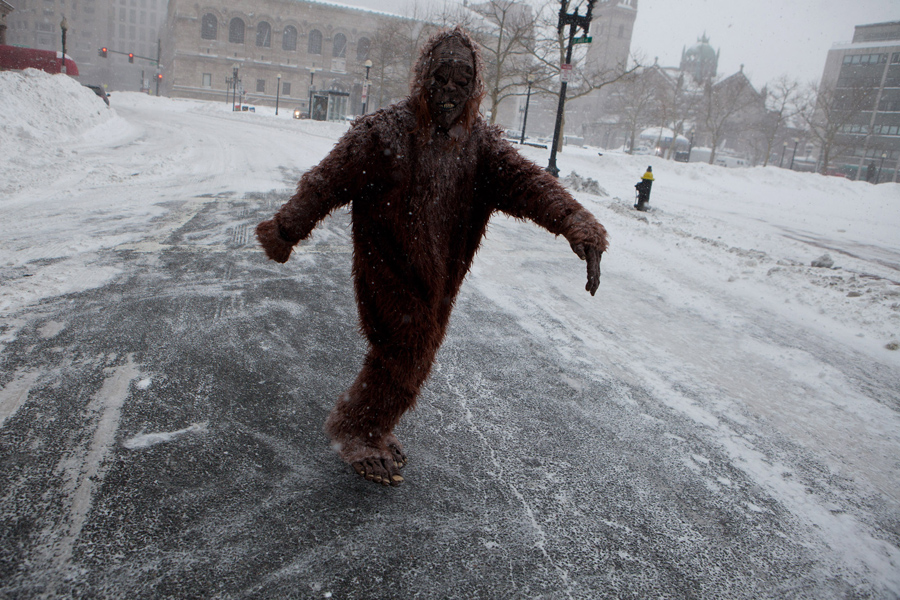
681;33;718;81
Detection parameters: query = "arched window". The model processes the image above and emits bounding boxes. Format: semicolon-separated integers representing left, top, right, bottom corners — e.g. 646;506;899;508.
308;29;322;55
229;18;244;44
332;33;346;58
201;13;217;40
256;21;271;47
356;37;370;62
282;26;297;51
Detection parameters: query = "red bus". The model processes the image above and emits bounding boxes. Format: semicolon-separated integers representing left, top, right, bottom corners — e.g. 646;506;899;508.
0;44;79;75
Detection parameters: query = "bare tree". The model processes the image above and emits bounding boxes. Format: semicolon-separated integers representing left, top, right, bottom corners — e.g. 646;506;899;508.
797;80;877;174
699;71;762;165
369;15;434;110
526;3;641;151
649;71;693;159
450;0;537;125
750;76;802;166
607;67;660;154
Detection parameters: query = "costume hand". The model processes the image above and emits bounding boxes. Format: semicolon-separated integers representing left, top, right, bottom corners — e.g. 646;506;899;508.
571;242;602;296
256;219;294;263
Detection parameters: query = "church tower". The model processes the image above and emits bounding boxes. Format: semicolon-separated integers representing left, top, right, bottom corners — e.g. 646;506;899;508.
584;0;638;74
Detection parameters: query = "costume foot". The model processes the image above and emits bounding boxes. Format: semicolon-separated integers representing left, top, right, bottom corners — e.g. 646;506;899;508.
332;435;405;487
352;457;404;487
384;433;408;469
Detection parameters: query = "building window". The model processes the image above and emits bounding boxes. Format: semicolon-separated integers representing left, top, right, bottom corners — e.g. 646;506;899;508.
201;13;216;40
282;82;291;96
356;37;370;62
202;72;211;87
256;79;266;93
256;21;271;47
308;29;322;54
283;26;297;51
333;33;346;58
229;18;244;44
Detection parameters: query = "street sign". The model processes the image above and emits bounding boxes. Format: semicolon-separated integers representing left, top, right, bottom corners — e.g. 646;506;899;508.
560;63;573;83
573;36;593;44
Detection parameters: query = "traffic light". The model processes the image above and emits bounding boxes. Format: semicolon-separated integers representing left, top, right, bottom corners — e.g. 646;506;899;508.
156;73;162;80
128;53;134;63
99;47;108;58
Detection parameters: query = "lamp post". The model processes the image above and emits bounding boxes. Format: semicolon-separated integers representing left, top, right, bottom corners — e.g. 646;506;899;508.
877;151;887;184
780;141;788;168
275;73;281;115
519;74;534;145
59;17;68;74
546;0;596;177
789;138;799;170
362;59;372;114
231;64;240;111
688;129;695;161
308;67;318;118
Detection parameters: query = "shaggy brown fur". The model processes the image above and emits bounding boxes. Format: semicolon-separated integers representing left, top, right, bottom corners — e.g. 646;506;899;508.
256;27;608;487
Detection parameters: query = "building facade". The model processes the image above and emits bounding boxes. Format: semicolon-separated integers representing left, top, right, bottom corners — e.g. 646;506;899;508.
821;20;900;182
160;0;416;118
4;0;165;90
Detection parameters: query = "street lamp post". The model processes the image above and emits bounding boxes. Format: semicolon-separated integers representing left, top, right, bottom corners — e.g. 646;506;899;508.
231;64;240;111
275;73;281;115
519;74;534;145
362;59;372;114
308;67;318;118
780;141;788;168
546;0;596;177
60;17;68;74
877;151;887;184
789;139;799;170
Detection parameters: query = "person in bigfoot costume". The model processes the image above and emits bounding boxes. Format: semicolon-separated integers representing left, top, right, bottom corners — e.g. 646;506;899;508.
256;27;609;486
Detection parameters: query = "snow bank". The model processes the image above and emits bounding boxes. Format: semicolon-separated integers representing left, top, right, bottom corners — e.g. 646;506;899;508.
0;69;117;196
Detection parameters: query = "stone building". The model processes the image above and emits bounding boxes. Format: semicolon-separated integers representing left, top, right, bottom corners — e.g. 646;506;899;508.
160;0;418;118
4;0;166;90
820;20;900;182
1;0;14;44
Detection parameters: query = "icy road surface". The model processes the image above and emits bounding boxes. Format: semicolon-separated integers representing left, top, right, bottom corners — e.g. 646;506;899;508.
1;74;899;598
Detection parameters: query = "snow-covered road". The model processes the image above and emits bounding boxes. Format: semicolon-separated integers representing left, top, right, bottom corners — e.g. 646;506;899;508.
1;70;899;598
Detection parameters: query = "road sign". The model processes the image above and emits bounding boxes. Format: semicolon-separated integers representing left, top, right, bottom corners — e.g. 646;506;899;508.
573;36;593;44
560;63;573;83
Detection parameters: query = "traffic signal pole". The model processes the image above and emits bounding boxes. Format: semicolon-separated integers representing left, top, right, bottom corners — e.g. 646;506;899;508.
546;0;595;177
98;43;163;95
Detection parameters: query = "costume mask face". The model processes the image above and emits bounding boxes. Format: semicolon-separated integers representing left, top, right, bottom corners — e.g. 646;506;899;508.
426;37;475;131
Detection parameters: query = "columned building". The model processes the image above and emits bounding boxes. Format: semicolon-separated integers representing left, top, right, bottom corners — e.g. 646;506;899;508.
821;21;900;182
160;0;416;118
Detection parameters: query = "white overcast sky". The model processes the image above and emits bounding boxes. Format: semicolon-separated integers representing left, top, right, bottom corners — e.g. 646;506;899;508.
331;0;900;87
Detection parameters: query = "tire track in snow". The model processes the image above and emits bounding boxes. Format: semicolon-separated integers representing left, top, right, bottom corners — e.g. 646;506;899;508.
0;369;41;429
50;354;142;571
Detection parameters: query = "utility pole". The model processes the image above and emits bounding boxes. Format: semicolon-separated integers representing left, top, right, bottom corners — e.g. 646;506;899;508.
546;0;595;177
156;39;161;96
59;17;68;74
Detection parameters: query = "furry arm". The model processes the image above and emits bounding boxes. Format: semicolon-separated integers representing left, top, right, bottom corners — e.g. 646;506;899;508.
256;119;380;262
483;135;608;251
482;134;609;294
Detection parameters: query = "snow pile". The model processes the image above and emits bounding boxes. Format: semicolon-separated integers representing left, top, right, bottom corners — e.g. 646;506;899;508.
0;68;116;195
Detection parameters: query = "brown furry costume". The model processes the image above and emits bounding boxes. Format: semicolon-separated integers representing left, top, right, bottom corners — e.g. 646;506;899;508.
256;27;608;486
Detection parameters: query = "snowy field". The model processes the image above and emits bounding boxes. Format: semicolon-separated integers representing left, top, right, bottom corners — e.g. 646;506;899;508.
1;69;899;597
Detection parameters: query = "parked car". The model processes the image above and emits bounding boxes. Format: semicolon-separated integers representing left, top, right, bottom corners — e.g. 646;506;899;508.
83;84;110;106
293;108;308;119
